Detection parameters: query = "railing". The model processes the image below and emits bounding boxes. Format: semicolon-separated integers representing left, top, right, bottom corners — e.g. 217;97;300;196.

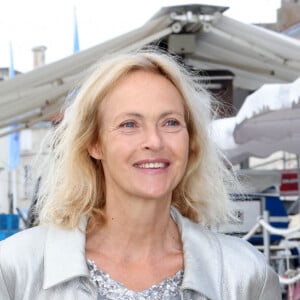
243;212;300;285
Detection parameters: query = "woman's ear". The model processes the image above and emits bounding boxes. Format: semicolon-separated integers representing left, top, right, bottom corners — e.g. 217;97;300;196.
88;143;103;160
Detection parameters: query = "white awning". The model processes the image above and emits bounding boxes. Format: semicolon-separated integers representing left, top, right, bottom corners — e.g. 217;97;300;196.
1;4;300;136
211;77;300;164
185;14;300;90
0;14;173;136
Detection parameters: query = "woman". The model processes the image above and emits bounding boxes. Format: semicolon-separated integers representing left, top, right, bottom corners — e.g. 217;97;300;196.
0;50;280;299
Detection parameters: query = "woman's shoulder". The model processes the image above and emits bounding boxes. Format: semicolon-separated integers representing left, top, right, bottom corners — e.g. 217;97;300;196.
193;226;278;282
184;220;280;298
0;225;50;298
213;232;281;298
0;225;49;262
174;210;281;298
214;231;265;261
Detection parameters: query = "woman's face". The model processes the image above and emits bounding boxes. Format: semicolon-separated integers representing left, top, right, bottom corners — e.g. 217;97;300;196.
90;70;189;202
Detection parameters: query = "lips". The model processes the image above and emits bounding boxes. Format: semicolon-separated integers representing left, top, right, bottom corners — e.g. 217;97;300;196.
133;159;170;169
135;162;167;169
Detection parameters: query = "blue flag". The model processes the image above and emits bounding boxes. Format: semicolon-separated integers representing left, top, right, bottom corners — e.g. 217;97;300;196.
8;126;20;170
73;6;80;53
9;42;16;78
8;42;20;170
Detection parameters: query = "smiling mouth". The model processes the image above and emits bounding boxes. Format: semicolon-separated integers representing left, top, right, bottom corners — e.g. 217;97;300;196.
134;162;169;169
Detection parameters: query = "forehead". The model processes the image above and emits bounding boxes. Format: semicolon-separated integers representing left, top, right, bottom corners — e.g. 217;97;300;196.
100;70;185;118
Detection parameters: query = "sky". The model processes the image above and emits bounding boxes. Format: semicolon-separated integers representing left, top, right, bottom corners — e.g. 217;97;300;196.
0;0;281;73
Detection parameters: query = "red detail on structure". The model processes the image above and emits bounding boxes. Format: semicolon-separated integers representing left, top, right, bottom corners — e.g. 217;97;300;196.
280;170;299;196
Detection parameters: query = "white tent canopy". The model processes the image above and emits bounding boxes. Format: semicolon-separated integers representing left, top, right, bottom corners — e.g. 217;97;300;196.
212;77;300;164
234;77;300;143
211;117;253;164
211;116;300;165
1;4;300;136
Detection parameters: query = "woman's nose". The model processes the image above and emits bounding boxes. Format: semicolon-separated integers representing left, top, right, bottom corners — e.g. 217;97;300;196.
141;125;163;151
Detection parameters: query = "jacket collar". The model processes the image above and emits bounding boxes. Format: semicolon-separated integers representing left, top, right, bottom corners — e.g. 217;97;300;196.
43;209;222;299
43;217;90;289
171;207;222;300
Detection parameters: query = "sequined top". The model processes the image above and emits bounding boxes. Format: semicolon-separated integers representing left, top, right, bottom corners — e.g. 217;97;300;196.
87;260;184;300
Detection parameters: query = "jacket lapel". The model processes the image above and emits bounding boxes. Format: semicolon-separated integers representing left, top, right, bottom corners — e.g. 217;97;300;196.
171;208;222;300
43;217;90;289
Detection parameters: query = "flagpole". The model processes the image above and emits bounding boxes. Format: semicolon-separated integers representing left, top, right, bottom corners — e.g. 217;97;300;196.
73;6;80;53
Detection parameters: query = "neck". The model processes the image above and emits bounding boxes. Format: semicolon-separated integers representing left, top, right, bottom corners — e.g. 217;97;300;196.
86;193;181;263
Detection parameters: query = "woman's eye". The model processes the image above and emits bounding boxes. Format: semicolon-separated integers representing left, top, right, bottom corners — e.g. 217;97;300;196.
165;119;180;126
120;121;136;128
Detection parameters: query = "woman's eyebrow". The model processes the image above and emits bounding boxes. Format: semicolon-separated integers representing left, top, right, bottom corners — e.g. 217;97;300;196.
113;112;143;121
160;111;185;118
113;111;184;122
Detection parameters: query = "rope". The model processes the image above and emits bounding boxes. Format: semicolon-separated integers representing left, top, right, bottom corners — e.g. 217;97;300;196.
242;218;300;239
258;220;300;237
240;218;300;285
242;222;261;240
279;272;300;285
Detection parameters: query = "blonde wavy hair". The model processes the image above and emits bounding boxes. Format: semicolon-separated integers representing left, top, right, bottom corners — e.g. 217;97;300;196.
37;49;233;229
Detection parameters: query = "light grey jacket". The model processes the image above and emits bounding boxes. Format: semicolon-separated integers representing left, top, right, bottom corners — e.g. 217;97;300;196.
0;208;281;300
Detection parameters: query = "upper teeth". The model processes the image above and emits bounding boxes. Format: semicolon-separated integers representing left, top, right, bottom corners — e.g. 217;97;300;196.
137;162;166;169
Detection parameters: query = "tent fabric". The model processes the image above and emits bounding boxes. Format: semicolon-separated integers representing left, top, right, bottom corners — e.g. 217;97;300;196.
1;4;300;136
0;14;173;136
234;77;300;130
211;116;300;164
211;77;300;164
234;77;300;145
